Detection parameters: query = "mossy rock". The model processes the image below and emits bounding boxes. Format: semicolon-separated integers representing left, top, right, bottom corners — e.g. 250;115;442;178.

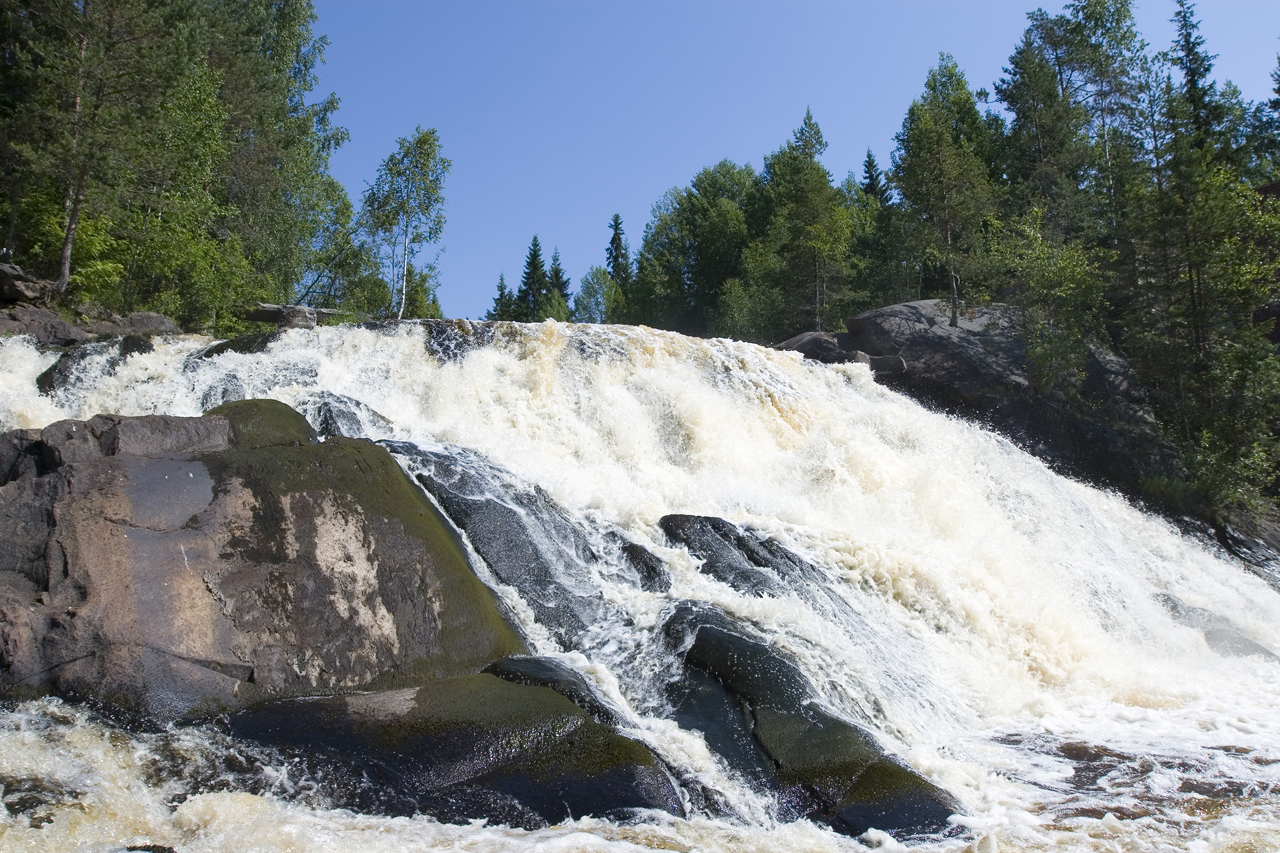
231;674;682;827
200;414;526;685
206;398;317;449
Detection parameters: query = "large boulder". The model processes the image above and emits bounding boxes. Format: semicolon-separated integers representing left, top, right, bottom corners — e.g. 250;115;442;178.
0;304;88;347
663;602;959;838
0;399;525;720
842;300;1182;495
230;674;683;828
0;264;53;304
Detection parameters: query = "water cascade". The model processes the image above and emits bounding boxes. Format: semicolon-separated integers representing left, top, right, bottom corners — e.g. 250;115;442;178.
1;319;1279;852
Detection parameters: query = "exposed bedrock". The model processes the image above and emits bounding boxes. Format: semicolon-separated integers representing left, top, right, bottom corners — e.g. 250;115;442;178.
779;300;1182;500
0;399;525;720
662;602;960;838
230;673;683;829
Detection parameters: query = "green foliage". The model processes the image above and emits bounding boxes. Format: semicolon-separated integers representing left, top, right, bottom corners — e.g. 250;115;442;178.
990;213;1106;394
0;0;362;334
361;126;449;320
892;54;1001;326
572;265;621;324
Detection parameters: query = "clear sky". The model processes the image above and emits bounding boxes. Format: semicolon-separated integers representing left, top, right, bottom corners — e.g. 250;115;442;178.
310;1;1280;320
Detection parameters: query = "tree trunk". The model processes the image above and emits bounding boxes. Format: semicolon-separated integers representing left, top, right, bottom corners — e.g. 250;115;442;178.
56;159;91;294
397;219;409;320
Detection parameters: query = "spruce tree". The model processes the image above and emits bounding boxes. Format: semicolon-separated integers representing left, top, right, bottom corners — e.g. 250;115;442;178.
515;235;548;320
607;214;633;290
486;273;523;321
792;108;827;158
861;150;887;203
548;249;570;301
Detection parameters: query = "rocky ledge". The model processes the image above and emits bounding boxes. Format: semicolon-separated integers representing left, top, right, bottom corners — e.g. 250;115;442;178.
782;300;1182;499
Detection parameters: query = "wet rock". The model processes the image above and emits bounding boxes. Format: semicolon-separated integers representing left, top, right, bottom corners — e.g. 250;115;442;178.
296;391;393;439
0;400;525;720
484;655;621;726
36;335;154;397
418;318;498;361
399;444;635;645
0;305;87;347
663;602;959;838
1156;594;1279;660
842;300;1182;497
230;674;683;828
196;331;280;359
660;515;789;597
775;331;906;375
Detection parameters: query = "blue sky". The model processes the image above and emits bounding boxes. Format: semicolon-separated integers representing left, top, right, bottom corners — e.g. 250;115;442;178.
310;1;1280;320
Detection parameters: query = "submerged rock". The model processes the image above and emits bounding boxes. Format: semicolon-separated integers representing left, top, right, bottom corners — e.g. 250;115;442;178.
230;674;683;828
0;399;525;720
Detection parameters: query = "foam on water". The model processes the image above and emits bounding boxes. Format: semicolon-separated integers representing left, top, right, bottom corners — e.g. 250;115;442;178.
2;321;1279;852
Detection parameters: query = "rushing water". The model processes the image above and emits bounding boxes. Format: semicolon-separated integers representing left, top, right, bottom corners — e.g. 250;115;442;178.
2;320;1279;852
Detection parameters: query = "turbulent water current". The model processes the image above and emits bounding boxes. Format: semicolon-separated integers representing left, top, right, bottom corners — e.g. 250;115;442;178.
2;320;1280;852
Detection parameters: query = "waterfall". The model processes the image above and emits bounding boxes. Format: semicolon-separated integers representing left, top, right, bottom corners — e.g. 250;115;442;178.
2;319;1279;852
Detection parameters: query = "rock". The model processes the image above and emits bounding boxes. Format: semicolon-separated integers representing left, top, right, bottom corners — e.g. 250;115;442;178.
0;400;525;720
0;305;88;347
775;330;908;375
230;674;683;828
660;514;790;597
1156;594;1279;660
296;391;394;439
86;311;180;338
398;443;666;645
0;264;53;304
484;655;622;726
777;331;858;364
663;602;960;838
842;300;1182;496
197;331;280;359
36;336;154;396
240;303;341;329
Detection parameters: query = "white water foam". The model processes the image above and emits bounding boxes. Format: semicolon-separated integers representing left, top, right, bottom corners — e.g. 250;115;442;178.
2;321;1279;852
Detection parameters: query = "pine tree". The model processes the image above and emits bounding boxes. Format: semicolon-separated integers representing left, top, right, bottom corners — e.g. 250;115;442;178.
792;108;826;158
893;54;1000;326
607;214;633;290
486;272;523;321
514;235;548;320
548;249;570;301
861;150;887;203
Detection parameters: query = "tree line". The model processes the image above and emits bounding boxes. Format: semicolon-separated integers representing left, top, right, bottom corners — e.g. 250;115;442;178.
489;0;1280;515
0;0;447;332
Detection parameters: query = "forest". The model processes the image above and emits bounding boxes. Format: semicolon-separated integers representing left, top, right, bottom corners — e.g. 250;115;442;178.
2;0;1280;513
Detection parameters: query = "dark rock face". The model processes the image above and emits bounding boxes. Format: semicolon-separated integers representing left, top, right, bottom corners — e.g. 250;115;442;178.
36;335;154;396
0;400;525;720
84;311;179;338
775;330;907;374
842;300;1182;495
663;602;959;838
230;674;683;828
296;391;394;439
397;443;670;644
484;655;622;726
660;515;790;597
0;264;53;304
0;305;88;347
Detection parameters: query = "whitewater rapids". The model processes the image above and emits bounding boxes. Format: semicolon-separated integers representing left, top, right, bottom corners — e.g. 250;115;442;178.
1;319;1278;852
